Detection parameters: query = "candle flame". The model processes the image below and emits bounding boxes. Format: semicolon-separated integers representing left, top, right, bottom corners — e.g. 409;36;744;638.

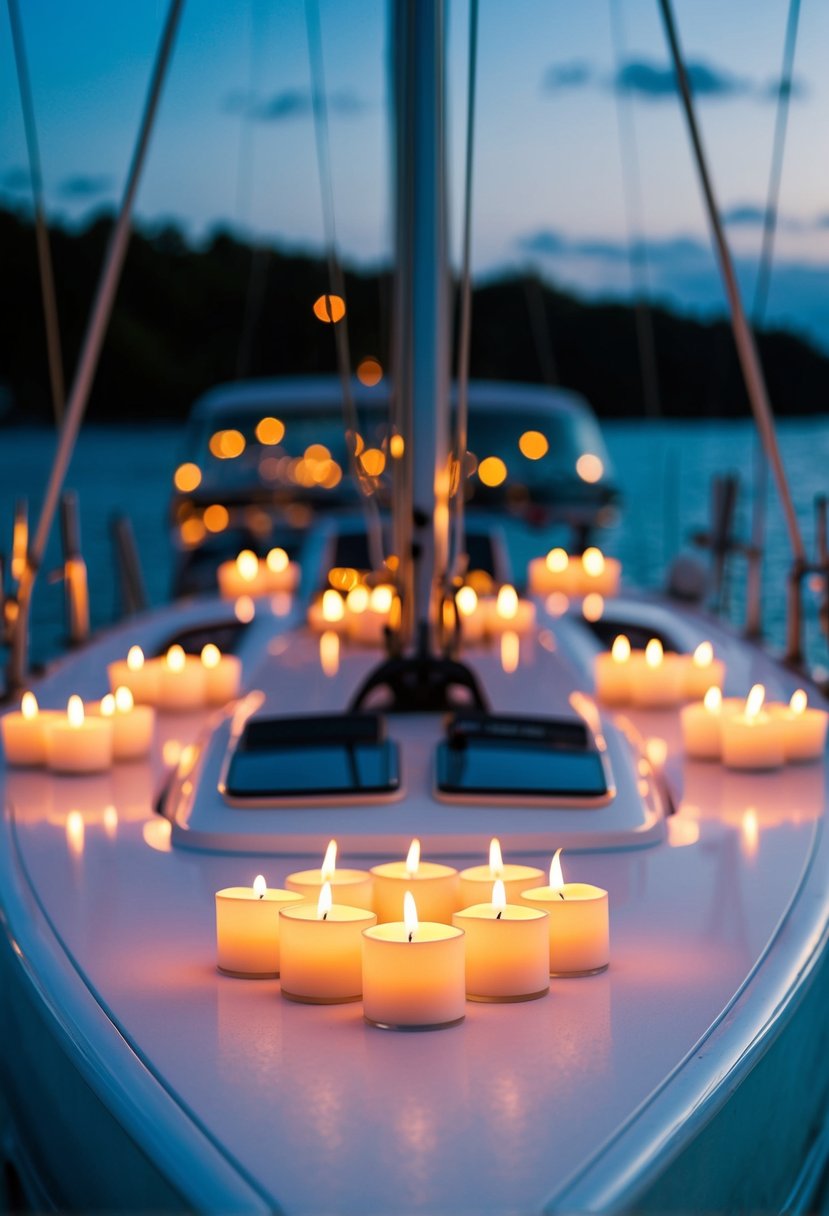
745;683;765;721
582;547;605;578
405;838;420;877
645;638;663;669
322;589;345;622
790;688;808;716
369;584;394;614
67;695;84;729
201;643;220;670
492;878;507;916
100;694;115;717
703;686;722;714
693;641;714;669
546;547;568;574
318;881;333;920
496;585;518;620
266;547;288;574
321;839;337;882
236;549;259;582
114;685;134;713
489;837;504;877
166;644;186;673
346;585;369;614
403;890;418;941
127;645;144;672
611;635;631;663
456;585;478;616
549;847;564;891
21;691;38;721
253;874;267;899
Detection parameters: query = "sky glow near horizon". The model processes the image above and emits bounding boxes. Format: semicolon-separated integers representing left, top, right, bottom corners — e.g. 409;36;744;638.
2;1;829;349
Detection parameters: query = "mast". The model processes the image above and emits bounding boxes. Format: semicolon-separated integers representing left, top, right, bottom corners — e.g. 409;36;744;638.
391;0;451;651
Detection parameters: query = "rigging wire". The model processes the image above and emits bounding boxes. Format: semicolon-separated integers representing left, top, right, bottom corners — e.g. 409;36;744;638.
304;0;385;574
8;0;184;693
608;0;661;418
450;0;479;581
7;0;65;426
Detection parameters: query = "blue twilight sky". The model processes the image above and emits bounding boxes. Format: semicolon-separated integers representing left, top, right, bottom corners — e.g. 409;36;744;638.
3;1;829;349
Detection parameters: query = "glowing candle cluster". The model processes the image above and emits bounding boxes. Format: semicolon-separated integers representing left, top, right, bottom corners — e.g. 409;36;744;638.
528;547;621;599
217;548;299;599
682;684;827;769
107;644;241;712
307;584;401;646
595;637;725;709
2;690;157;774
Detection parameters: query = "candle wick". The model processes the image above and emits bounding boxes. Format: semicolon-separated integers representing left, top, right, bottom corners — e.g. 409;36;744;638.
322;911;328;920
558;891;565;900
408;930;413;942
259;893;264;900
496;909;502;920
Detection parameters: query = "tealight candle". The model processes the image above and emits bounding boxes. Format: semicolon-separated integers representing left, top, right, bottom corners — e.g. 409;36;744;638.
263;547;299;592
157;644;208;712
454;585;486;644
107;645;160;705
528;547;621;598
307;589;348;634
683;642;726;700
200;644;242;705
279;883;377;1003
520;850;609;976
1;692;61;767
680;686;726;760
97;687;155;761
770;689;828;763
347;585;399;646
484;585;537;636
217;549;268;599
286;839;374;910
453;880;549;1002
215;875;303;978
458;838;544;906
371;839;459;924
720;684;784;771
594;635;632;705
628;639;685;709
46;695;114;774
361;892;466;1029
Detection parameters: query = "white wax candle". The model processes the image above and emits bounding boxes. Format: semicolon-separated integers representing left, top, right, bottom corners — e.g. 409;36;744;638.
454;585;487;644
200;644;242;705
46;696;114;774
286;839;374;910
361;893;466;1029
307;589;348;634
683;642;726;700
156;645;207;712
215;876;303;977
279;885;376;1003
107;645;160;705
628;639;685;708
1;693;61;767
94;688;155;761
483;586;537;636
527;548;620;598
769;690;829;763
680;687;725;760
520;850;609;976
370;840;459;924
346;585;399;646
453;880;549;1002
262;548;299;593
217;550;269;599
720;684;784;771
458;838;544;906
594;635;632;705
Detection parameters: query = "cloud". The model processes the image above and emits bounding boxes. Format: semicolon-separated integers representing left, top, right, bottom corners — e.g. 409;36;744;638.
722;204;768;227
223;88;369;123
543;61;593;93
614;58;749;100
520;228;708;267
57;174;115;199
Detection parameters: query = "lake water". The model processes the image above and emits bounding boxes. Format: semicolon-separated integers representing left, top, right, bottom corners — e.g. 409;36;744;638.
0;418;827;673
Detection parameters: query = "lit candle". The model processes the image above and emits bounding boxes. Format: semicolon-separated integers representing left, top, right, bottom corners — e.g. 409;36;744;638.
628;639;685;708
107;645;160;705
307;589;348;634
285;839;374;910
770;689;828;763
200;643;242;705
263;547;299;593
96;687;155;761
1;692;61;767
454;584;486;643
370;839;460;924
594;634;632;705
520;850;610;976
215;874;303;978
46;695;114;774
279;882;377;1003
361;892;466;1029
157;644;208;712
217;549;268;599
683;641;725;700
458;838;544;906
453;880;549;1002
579;547;621;598
720;684;784;771
484;585;536;636
347;584;399;646
680;686;726;760
527;547;620;598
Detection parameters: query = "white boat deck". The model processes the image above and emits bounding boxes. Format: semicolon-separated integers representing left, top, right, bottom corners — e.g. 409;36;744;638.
1;594;827;1212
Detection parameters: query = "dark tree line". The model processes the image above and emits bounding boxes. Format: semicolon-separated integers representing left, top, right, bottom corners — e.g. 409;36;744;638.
2;206;828;424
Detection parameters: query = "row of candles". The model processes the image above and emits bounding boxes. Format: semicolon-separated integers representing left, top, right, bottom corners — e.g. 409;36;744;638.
595;637;724;707
217;547;299;599
681;684;827;768
215;840;609;1028
108;644;241;711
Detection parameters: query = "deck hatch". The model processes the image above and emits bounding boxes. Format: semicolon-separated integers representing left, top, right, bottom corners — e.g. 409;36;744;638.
225;712;399;799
